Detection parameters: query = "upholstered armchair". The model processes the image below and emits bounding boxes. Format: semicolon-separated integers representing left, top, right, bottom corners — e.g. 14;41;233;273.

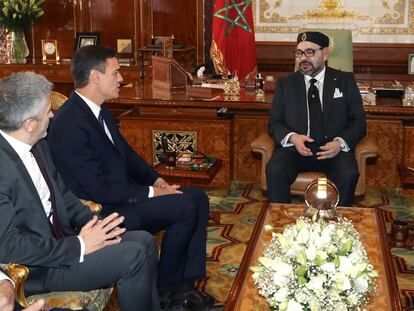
250;134;378;197
50;90;68;110
2;200;119;311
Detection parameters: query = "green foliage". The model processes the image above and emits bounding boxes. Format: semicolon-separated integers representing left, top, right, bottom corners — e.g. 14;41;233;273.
0;0;45;32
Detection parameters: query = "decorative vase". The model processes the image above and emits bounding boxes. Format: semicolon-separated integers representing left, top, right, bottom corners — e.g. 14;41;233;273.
10;30;29;64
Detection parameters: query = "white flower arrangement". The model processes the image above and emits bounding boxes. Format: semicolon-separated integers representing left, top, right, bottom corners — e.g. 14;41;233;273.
252;217;378;311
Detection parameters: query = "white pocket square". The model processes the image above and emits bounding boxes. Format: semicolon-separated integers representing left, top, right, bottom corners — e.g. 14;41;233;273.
333;88;343;98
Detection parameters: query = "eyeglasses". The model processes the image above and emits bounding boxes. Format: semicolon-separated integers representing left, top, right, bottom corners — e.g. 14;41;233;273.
294;48;324;58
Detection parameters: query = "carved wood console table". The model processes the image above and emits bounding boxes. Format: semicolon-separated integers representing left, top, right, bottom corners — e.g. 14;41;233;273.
108;82;414;189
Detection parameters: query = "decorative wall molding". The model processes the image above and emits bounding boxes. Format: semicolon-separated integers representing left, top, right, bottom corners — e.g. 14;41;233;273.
254;0;414;43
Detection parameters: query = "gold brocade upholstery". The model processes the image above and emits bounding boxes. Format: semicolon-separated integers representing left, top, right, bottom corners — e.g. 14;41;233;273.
49;91;68;110
250;134;378;197
3;201;119;311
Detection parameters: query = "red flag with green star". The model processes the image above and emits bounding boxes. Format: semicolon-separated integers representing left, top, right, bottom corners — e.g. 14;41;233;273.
210;0;257;81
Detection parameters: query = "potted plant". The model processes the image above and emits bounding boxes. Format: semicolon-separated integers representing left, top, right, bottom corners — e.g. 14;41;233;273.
0;0;45;63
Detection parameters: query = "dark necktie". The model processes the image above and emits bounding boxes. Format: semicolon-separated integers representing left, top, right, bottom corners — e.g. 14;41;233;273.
98;110;105;129
30;146;65;238
308;78;324;145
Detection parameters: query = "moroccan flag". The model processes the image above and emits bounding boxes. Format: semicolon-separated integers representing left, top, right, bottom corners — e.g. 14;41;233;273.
210;0;257;81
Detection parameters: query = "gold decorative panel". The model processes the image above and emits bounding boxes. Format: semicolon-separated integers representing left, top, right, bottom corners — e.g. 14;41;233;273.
253;0;414;42
152;130;197;164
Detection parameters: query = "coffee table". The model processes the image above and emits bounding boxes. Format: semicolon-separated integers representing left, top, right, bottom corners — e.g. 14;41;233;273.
225;204;402;311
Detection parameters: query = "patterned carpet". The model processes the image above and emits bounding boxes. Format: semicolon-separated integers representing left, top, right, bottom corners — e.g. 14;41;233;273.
202;183;414;310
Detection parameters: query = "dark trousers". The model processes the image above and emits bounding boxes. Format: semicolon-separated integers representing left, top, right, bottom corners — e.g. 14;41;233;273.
28;231;160;311
103;187;209;286
266;147;359;206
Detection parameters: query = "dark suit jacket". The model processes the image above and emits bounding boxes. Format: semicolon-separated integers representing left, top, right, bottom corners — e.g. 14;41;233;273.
268;67;366;151
0;137;95;292
48;92;160;209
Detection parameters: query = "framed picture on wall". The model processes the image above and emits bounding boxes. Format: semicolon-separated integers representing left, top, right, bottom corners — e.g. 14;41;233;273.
75;32;100;51
409;54;414;74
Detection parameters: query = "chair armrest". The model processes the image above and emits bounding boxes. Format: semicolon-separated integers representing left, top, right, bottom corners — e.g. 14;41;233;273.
250;134;275;191
250;134;275;159
354;136;378;196
4;263;29;308
80;199;102;213
355;136;378;163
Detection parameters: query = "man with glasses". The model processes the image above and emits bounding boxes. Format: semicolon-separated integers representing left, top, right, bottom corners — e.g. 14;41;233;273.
266;31;366;206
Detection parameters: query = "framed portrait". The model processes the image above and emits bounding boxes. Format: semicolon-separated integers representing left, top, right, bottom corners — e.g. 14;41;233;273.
75;32;100;51
117;39;132;54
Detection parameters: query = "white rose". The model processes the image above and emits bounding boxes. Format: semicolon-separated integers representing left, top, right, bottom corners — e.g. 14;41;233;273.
296;227;309;244
339;256;353;275
321;262;336;274
294;289;309;303
309;300;320;311
334;273;351;291
258;257;278;271
328;288;341;301
305;246;317;261
273;272;290;286
347;292;359;305
335;228;345;239
336;302;348;311
316;250;328;261
274;287;289;302
278;263;294;276
306;275;326;291
286;299;304;311
355;276;369;293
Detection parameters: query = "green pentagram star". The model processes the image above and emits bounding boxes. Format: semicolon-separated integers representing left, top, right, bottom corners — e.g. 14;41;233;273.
213;0;252;37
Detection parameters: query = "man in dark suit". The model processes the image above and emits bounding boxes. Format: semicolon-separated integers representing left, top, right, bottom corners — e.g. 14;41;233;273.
266;31;366;206
48;45;213;311
0;72;160;311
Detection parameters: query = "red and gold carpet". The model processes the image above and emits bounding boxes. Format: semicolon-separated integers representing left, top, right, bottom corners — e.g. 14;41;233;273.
203;183;414;310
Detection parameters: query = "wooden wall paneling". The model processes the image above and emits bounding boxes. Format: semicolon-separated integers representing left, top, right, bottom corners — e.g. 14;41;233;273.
152;0;196;47
366;119;403;187
90;0;137;54
29;1;77;60
196;0;205;64
352;43;413;74
74;0;92;32
152;0;202;66
119;116;232;187
255;42;414;76
233;115;268;182
138;0;153;48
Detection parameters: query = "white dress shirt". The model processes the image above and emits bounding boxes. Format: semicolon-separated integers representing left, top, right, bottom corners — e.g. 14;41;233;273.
0;130;85;262
0;270;13;286
76;91;114;144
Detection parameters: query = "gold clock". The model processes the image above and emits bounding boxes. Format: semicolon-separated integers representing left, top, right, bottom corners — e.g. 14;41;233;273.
41;39;60;63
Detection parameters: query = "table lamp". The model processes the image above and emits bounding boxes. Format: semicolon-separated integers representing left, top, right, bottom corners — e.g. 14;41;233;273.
304;177;340;220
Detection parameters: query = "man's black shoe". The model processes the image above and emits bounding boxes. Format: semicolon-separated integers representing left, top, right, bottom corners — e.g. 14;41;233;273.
170;289;215;311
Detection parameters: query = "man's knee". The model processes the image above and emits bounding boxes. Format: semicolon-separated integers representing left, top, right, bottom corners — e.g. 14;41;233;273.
120;232;157;273
266;158;286;180
182;187;209;207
